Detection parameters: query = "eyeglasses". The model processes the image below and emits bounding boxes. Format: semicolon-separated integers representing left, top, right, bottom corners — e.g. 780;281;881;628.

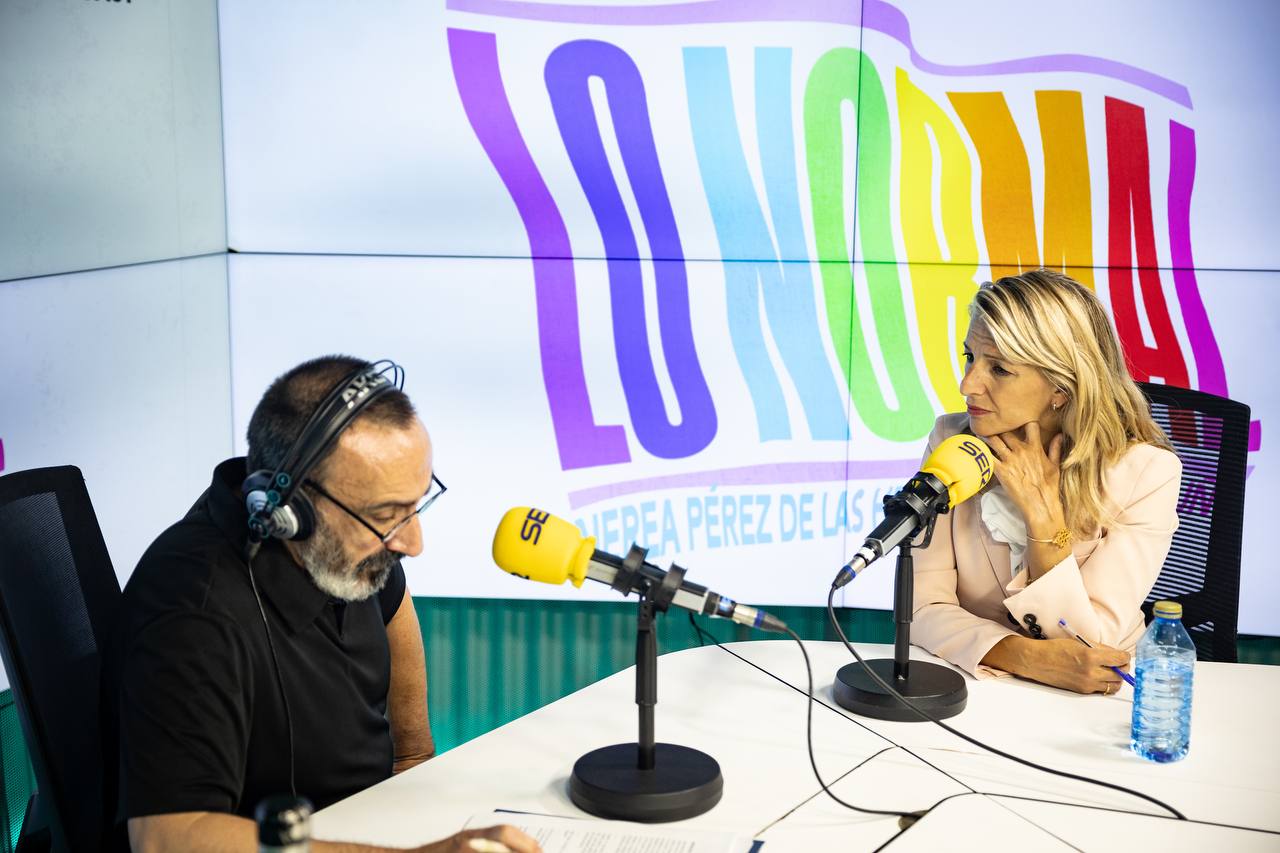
305;473;447;544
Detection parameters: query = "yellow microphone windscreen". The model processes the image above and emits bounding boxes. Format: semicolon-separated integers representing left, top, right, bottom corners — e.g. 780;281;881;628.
492;506;596;587
921;434;994;507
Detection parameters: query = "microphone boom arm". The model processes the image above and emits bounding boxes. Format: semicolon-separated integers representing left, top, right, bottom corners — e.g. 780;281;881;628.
833;472;951;589
596;545;783;631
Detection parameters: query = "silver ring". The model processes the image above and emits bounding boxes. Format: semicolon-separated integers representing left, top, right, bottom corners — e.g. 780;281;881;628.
1104;683;1114;695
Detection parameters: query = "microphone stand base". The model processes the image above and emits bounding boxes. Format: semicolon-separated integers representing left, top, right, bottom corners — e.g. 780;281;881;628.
569;742;723;823
833;659;967;722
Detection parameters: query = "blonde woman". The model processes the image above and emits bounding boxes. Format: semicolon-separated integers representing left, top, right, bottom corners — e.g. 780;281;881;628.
912;270;1181;694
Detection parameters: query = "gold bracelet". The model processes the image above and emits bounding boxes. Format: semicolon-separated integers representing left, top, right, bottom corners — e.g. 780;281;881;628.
1028;528;1073;549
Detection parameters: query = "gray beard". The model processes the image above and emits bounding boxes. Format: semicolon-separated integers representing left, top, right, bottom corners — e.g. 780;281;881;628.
294;521;397;602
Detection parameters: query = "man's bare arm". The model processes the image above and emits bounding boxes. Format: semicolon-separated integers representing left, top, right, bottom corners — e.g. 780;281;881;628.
386;585;435;772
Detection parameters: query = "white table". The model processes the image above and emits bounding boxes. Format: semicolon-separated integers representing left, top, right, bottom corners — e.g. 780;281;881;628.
313;641;1280;852
723;641;1280;850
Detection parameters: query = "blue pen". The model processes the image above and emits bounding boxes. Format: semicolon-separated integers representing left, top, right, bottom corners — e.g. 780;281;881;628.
1058;618;1137;688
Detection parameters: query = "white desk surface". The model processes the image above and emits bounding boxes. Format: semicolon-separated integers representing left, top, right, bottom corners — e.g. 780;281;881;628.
868;794;1279;852
723;640;1280;835
313;640;1280;852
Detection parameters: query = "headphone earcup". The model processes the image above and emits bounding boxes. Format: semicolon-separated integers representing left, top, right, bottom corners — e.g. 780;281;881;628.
288;490;316;541
243;469;277;541
243;468;314;542
243;469;273;502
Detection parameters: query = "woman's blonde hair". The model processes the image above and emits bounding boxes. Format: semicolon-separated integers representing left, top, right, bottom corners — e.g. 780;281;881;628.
971;269;1173;534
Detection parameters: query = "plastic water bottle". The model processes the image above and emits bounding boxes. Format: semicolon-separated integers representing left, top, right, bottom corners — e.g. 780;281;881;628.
256;794;313;852
1130;600;1195;762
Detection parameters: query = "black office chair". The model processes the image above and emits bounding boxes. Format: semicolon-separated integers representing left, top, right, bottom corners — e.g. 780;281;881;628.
1137;382;1250;662
0;466;124;852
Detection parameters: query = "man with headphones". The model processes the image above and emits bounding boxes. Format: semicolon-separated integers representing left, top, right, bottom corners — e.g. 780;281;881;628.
115;356;538;852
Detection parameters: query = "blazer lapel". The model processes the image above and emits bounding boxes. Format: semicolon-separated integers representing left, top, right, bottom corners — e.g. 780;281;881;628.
972;499;1012;590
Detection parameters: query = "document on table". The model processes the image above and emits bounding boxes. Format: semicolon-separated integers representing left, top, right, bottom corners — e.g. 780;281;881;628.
465;811;761;852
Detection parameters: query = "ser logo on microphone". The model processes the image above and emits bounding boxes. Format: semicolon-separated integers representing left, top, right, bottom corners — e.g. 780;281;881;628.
521;508;551;544
958;439;993;486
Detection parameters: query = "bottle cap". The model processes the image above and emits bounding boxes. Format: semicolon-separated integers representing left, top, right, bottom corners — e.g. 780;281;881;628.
1152;600;1183;619
255;795;313;846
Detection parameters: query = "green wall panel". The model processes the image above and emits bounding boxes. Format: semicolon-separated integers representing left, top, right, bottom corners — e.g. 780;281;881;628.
413;598;1280;754
416;597;896;754
0;697;34;853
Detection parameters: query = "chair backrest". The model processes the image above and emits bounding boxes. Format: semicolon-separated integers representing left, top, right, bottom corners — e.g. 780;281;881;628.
1137;383;1249;662
0;466;122;852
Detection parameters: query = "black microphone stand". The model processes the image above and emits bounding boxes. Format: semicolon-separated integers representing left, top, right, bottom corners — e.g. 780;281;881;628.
569;545;723;822
833;498;968;721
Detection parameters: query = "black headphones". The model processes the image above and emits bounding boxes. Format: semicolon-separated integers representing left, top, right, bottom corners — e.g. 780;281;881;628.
242;359;405;544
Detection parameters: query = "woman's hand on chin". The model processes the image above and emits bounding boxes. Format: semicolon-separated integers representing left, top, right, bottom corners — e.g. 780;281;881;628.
985;421;1064;526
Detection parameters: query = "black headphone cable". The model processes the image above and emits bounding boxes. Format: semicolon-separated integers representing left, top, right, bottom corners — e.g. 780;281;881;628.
245;543;298;799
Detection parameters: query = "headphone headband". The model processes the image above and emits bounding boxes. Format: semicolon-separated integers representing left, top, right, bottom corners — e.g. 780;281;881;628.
274;363;401;495
245;359;405;544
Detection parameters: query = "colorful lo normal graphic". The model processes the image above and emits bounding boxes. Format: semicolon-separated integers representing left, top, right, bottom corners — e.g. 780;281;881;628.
447;1;1234;474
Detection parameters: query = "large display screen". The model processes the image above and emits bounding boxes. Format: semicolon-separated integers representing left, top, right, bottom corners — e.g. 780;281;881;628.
215;1;1279;631
5;2;1274;639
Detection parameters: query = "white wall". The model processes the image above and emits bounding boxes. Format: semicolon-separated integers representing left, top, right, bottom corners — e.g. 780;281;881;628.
0;0;228;691
0;0;225;281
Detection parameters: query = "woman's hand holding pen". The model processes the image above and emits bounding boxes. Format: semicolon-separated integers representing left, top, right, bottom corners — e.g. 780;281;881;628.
983;636;1131;694
1060;618;1137;689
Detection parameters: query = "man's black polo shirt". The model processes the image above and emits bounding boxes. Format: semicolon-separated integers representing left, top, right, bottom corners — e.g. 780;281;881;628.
116;457;407;819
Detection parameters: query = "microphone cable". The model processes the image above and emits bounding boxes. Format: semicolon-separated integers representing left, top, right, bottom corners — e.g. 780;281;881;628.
685;612;923;823
783;622;922;821
824;585;1186;821
245;541;298;799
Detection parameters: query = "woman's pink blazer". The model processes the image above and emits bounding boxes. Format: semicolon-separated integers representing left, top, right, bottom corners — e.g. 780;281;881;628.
912;413;1182;678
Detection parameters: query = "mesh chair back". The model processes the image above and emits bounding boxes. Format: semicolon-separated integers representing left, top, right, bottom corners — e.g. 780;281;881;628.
1138;383;1249;662
0;466;122;851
